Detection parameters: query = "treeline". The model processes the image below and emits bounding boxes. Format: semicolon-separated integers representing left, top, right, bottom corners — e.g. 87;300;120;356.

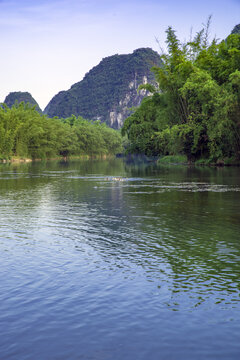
122;19;240;164
0;103;123;160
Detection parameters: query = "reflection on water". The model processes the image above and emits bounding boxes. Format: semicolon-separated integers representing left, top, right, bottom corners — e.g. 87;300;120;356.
0;159;240;360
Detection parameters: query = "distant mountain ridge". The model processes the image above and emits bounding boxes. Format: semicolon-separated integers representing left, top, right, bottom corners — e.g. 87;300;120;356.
3;91;42;113
44;48;162;128
231;24;240;35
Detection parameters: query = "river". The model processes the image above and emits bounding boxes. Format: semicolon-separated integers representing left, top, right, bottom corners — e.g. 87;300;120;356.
0;158;240;359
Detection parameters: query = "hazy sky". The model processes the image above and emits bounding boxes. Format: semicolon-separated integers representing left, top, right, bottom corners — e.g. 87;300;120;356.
1;0;239;110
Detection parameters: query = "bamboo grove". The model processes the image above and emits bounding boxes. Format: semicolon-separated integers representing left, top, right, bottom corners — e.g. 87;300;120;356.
0;103;123;160
122;20;240;164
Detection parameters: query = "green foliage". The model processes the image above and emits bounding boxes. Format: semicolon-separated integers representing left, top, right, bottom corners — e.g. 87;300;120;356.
122;20;240;164
121;94;167;156
0;103;123;160
157;154;188;164
4;92;42;113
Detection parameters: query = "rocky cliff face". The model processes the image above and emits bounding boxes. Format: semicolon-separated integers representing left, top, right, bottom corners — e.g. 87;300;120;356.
4;91;42;113
44;48;161;128
108;74;149;128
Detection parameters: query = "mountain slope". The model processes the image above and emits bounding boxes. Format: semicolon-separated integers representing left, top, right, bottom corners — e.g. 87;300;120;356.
231;24;240;35
4;91;42;113
44;48;162;128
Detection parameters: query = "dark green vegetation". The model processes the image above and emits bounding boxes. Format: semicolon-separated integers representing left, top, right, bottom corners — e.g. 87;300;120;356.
122;21;240;164
231;24;240;35
44;48;162;128
4;91;42;113
0;103;122;160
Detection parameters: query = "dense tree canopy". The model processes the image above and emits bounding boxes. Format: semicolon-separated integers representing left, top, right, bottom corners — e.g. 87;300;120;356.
122;21;240;163
0;103;123;160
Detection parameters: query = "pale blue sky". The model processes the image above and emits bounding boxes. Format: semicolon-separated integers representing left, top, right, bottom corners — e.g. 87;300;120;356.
1;0;239;109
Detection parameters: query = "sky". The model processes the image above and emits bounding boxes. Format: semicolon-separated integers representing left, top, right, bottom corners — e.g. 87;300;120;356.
0;0;239;110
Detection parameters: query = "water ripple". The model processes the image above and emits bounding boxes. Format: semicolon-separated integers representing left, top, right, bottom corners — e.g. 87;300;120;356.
0;161;240;359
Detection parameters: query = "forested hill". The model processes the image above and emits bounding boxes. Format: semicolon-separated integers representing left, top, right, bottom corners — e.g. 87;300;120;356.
44;48;162;128
4;92;42;113
231;24;240;35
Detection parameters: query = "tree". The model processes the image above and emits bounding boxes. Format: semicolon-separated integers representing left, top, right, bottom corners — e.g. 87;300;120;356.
122;20;240;163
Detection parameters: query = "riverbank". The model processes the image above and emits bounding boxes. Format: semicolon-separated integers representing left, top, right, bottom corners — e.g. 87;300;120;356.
1;154;240;166
0;154;117;164
157;155;240;167
0;157;33;164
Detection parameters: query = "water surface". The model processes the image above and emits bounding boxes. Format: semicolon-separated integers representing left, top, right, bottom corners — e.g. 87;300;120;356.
0;159;240;359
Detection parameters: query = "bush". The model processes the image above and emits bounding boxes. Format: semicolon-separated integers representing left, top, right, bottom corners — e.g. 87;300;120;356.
157;154;188;164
